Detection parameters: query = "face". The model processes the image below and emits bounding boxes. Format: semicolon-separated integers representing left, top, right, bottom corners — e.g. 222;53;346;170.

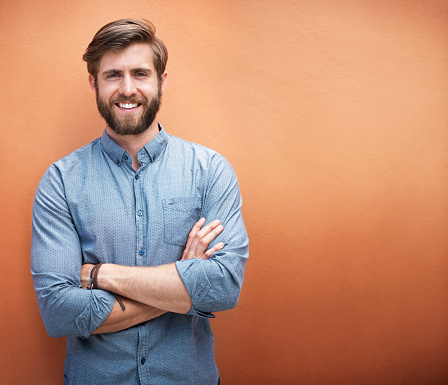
90;43;167;136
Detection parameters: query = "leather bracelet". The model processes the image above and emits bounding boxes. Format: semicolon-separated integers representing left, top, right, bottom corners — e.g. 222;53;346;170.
113;294;126;311
90;263;103;290
88;264;125;311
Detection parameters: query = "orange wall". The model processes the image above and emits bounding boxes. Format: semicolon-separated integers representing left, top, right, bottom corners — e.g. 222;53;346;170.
1;1;448;384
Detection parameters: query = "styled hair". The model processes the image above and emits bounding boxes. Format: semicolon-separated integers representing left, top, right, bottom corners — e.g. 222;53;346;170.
82;18;168;81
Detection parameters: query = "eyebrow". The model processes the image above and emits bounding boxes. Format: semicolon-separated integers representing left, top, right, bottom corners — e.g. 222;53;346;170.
101;68;153;77
133;67;153;74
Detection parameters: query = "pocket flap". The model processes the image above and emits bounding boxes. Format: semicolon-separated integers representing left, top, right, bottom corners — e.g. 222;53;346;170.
162;197;202;212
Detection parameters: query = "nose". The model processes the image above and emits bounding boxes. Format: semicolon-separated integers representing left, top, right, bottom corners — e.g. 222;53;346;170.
119;75;137;96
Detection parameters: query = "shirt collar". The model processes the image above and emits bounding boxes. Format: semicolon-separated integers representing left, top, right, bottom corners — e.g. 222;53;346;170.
100;123;168;167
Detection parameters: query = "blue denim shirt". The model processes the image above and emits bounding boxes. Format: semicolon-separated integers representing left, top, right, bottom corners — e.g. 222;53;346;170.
31;126;249;385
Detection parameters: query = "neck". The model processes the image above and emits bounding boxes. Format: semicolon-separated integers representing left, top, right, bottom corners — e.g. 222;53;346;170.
106;120;159;171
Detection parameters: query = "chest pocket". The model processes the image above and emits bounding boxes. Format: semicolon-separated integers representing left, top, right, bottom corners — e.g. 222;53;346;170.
162;197;202;246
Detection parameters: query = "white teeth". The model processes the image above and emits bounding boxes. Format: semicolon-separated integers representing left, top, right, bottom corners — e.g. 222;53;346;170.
118;103;138;109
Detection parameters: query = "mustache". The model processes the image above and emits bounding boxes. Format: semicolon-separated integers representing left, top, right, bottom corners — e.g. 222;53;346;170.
110;95;148;105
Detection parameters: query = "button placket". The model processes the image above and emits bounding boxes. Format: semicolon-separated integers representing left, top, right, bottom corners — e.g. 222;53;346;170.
137;325;150;383
133;171;145;266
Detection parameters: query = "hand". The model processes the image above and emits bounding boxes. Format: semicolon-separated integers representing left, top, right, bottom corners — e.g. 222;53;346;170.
81;263;94;289
181;218;224;261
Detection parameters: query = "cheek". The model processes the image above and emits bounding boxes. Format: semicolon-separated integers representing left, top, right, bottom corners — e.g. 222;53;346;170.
97;82;117;99
139;80;159;94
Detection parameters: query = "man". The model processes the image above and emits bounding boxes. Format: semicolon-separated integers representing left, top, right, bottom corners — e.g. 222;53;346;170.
31;19;248;385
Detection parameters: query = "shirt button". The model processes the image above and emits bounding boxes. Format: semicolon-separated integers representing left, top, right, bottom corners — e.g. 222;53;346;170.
123;155;128;160
141;357;146;365
137;210;143;217
139;250;144;256
135;175;140;180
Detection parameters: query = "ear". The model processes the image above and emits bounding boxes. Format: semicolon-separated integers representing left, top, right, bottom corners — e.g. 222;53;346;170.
160;72;168;92
88;74;97;92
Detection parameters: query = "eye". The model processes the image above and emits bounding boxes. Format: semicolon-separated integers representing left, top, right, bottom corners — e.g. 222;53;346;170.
106;73;120;79
135;72;148;77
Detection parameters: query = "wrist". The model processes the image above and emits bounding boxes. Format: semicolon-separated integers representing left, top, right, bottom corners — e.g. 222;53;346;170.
90;263;103;289
95;263;114;292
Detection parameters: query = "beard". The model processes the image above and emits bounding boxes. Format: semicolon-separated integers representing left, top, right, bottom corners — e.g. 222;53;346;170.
95;82;162;136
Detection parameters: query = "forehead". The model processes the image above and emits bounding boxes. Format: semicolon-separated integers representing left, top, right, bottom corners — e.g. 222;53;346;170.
98;42;155;73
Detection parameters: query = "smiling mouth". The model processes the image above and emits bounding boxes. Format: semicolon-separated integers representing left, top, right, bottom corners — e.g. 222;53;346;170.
116;103;140;109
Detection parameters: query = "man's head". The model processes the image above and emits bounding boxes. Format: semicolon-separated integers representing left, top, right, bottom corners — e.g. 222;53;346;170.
83;19;168;136
83;19;167;83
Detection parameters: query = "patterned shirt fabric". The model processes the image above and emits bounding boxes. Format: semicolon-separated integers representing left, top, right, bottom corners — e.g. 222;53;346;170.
31;125;249;385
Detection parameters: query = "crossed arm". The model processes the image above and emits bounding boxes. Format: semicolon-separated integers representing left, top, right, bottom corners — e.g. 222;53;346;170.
32;155;248;339
82;218;224;334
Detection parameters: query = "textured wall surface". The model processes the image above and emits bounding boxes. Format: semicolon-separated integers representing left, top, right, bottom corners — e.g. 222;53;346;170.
1;0;448;384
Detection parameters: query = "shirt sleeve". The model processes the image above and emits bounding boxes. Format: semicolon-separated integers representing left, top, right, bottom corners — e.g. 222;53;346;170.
31;164;115;338
175;154;249;317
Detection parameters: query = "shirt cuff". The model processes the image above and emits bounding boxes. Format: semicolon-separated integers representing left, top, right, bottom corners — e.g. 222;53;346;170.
75;289;116;338
175;259;215;318
185;306;215;318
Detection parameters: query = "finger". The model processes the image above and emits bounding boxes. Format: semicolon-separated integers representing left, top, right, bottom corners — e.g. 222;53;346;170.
184;217;206;250
199;224;224;249
188;219;220;254
204;242;225;258
183;219;223;260
195;219;221;239
194;224;224;257
187;218;206;242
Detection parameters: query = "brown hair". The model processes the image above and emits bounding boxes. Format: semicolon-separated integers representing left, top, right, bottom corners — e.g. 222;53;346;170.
82;18;168;81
